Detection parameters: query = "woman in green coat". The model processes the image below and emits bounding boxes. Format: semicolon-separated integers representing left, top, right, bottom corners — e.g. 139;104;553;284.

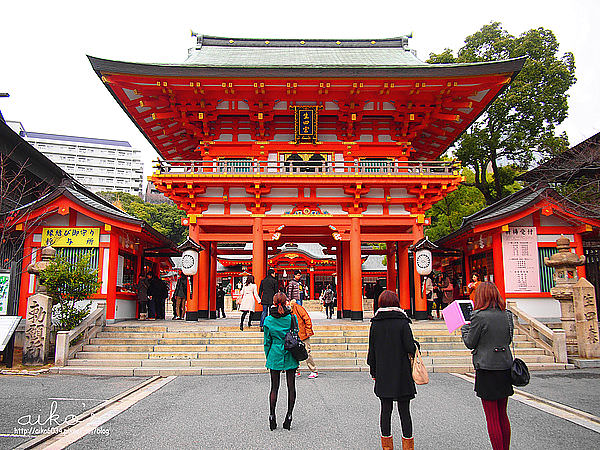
263;292;299;431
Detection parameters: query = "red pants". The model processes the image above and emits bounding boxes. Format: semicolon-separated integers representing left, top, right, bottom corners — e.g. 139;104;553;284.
481;397;511;450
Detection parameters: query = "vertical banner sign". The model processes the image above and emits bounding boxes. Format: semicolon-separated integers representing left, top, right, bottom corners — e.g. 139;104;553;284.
502;226;541;292
292;105;321;143
0;272;10;315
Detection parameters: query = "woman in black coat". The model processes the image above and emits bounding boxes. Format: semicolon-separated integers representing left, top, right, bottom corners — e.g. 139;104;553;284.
461;281;514;450
367;290;417;450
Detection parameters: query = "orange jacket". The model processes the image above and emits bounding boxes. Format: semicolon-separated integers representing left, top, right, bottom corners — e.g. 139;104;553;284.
291;301;314;341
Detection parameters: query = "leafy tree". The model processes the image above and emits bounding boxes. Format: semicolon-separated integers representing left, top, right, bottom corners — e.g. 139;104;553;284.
428;22;576;204
426;168;486;241
40;254;101;331
98;192;188;244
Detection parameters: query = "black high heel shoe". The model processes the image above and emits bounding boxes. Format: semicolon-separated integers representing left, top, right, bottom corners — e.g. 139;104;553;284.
282;413;292;430
269;415;277;431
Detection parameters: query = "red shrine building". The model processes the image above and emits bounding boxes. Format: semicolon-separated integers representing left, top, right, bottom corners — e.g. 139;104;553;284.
89;35;525;319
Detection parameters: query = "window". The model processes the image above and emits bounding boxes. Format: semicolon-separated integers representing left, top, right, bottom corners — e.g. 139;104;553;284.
538;247;557;292
56;247;100;271
117;252;137;293
468;251;494;282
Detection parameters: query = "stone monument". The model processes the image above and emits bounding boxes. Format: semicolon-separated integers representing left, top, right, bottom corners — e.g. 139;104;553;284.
544;235;586;355
572;278;600;359
23;246;56;365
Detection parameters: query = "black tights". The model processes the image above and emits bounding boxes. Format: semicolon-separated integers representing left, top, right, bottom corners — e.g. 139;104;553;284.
380;398;412;438
269;369;296;417
240;311;252;327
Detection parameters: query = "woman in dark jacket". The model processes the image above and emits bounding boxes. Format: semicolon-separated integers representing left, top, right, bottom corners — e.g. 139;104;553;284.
461;281;514;450
367;290;417;450
263;292;299;431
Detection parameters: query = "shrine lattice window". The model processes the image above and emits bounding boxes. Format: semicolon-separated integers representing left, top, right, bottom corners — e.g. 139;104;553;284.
538;247;558;292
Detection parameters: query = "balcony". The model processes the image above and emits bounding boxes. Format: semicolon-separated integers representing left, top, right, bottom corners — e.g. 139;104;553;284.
153;159;461;177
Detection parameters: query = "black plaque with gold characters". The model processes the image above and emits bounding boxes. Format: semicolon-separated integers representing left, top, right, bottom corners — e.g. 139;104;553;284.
292;105;321;144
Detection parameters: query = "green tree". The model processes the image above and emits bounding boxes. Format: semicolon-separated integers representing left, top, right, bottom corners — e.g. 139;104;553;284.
426;168;486;241
428;22;576;204
40;254;101;331
98;192;188;244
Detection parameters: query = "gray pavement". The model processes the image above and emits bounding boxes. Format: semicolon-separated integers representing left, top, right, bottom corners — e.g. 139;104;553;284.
0;375;147;449
1;371;596;449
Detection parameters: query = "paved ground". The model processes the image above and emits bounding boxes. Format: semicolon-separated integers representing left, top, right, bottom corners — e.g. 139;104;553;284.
1;370;599;449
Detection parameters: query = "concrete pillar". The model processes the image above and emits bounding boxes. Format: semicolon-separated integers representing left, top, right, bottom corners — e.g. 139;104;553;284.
350;217;363;320
209;242;217;319
342;241;351;318
187;224;200;321
252;218;265;315
198;240;210;319
398;244;411;310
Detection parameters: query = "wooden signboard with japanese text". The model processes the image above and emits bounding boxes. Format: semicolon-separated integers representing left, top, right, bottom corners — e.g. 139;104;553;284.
41;227;100;248
502;226;541;293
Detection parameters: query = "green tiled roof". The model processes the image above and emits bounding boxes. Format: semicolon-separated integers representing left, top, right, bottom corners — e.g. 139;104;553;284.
184;35;426;68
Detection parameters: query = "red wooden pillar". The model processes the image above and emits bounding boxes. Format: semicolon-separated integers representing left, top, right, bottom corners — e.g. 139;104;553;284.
350;217;363;320
252;218;264;314
209;242;217;319
106;232;119;321
187;224;200;321
398;244;411;310
342;240;351;318
573;232;586;279
198;241;209;318
336;245;342;318
386;242;397;292
492;231;506;298
18;234;34;318
309;269;315;301
413;225;426;319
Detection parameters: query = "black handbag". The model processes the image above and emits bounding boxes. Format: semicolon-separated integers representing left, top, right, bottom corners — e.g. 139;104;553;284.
511;341;530;386
284;315;308;361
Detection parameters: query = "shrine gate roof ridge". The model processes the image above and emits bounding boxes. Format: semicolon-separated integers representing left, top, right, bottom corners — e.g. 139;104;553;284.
87;54;526;77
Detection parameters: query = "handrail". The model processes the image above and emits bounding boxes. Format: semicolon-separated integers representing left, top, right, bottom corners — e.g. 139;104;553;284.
153;159;461;177
54;302;106;366
507;300;567;364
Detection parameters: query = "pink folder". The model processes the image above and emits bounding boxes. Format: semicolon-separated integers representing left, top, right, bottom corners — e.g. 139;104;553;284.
442;300;473;333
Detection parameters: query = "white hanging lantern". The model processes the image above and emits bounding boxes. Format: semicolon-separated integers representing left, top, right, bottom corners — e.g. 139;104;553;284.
181;249;198;276
415;249;433;276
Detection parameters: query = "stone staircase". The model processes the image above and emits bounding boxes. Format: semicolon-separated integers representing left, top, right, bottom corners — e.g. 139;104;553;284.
50;320;572;376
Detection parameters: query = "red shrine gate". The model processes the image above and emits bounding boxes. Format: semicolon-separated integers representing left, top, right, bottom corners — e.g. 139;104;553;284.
89;35;525;319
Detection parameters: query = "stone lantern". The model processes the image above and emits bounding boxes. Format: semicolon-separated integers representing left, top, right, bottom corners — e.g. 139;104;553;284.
544;235;585;354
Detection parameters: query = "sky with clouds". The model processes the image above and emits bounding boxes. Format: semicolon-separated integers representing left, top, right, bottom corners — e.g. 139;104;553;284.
1;0;598;182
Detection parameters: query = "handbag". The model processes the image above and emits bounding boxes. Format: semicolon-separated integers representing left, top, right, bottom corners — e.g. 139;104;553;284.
511;341;530;386
410;345;429;385
284;315;308;362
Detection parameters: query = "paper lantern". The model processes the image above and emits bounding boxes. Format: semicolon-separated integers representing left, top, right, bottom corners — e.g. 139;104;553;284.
415;249;432;276
181;249;198;276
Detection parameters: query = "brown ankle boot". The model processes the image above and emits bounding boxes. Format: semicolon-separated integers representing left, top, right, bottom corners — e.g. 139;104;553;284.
402;436;414;450
381;435;393;449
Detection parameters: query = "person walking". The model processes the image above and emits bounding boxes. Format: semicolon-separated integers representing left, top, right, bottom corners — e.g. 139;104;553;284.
372;279;384;313
136;273;149;320
238;275;259;330
424;275;434;319
461;281;514;450
145;272;158;320
367;290;417;450
263;292;299;431
286;270;302;305
321;283;335;319
216;285;226;318
290;298;318;379
259;268;278;331
172;270;188;320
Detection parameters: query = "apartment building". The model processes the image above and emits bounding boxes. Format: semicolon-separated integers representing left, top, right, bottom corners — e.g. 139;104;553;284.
8;121;143;195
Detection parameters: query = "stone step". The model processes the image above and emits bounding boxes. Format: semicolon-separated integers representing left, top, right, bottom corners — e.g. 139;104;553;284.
51;361;574;377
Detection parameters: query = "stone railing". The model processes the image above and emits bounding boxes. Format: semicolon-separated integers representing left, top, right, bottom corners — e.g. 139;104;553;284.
54;302;106;366
507;300;567;364
154;159;461;177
